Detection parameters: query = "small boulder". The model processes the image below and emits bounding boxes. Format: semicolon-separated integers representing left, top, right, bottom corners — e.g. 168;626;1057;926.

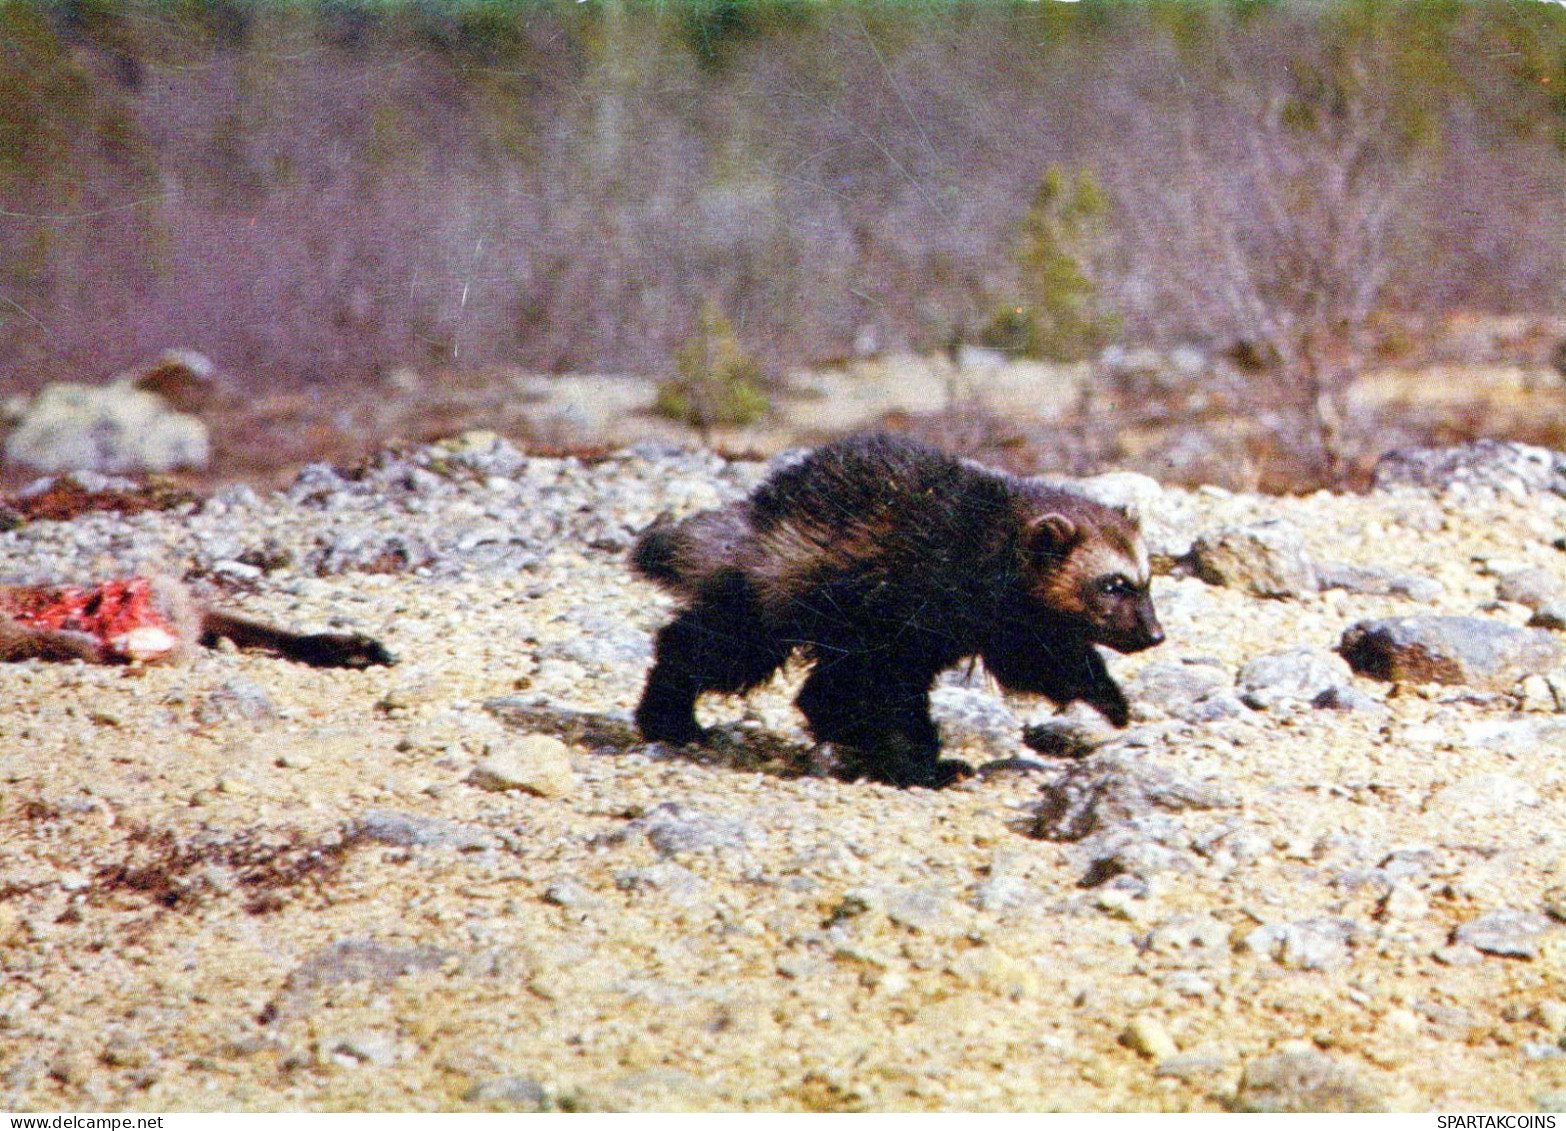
470;735;577;799
1372;440;1566;499
1315;561;1442;603
1233;1048;1386;1113
1237;648;1355;711
1033;751;1238;843
4;382;210;474
1339;616;1564;691
1191;519;1317;598
1453;909;1555;960
1497;568;1565;612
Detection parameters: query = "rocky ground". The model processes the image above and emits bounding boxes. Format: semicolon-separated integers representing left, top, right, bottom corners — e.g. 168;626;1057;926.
6;432;1566;1111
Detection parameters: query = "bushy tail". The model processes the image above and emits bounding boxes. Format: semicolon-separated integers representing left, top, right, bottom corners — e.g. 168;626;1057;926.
631;515;686;589
630;505;751;599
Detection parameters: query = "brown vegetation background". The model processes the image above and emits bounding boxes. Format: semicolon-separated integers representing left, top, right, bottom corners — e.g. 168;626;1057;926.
1;0;1564;490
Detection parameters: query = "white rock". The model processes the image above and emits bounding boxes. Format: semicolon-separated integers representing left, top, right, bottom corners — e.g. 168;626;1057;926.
1123;1015;1179;1060
470;734;578;799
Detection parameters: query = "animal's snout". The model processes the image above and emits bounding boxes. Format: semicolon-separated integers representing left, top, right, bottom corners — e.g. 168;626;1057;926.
1129;602;1164;652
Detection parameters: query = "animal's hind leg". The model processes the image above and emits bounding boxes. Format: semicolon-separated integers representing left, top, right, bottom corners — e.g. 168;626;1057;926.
796;656;967;788
635;596;790;745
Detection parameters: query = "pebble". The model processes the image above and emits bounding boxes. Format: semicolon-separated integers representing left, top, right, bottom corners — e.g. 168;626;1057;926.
1531;603;1566;631
1124;659;1229;714
356;809;493;851
1534;1000;1566;1034
1034;751;1238;842
1454;909;1556;959
1241;918;1361;971
947;947;1040;1000
1237;648;1354;711
1315;561;1442;602
465;1076;548;1110
1233;1048;1386;1113
1122;1015;1178;1060
1379;882;1429;921
1497;568;1564;610
196;679;278;723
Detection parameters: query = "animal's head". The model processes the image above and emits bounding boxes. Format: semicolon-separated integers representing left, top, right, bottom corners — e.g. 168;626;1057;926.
1018;494;1164;654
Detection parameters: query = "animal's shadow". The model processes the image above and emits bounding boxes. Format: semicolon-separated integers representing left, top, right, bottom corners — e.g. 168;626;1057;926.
484;694;1065;787
484;695;823;780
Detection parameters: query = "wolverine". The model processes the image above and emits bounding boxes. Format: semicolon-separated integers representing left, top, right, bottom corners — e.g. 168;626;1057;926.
631;432;1163;787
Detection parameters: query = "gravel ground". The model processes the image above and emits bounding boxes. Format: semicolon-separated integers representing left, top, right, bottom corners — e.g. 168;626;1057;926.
6;432;1566;1112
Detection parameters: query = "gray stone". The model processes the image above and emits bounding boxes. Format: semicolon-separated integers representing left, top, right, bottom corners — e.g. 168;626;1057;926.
542;879;596;908
355;809;493;852
1180;692;1249;723
484;697;641;750
323;1030;398;1066
1233;1048;1386;1113
4;382;210;474
1339;616;1564;690
195;679;278;724
1021;715;1111;759
1191;519;1318;598
1126;660;1230;712
466;1075;548;1110
266;939;452;1021
1315;561;1442;602
614;862;709;905
878;885;966;936
1062;471;1164;523
972;871;1031;913
1155;1053;1232;1079
1533;603;1566;631
1144;914;1231;960
308;528;433;576
1034;751;1238;843
1454;909;1555;959
614;803;765;857
1372;440;1566;498
1238;648;1354;711
1498;568;1565;611
1241;917;1363;971
1311;685;1385;713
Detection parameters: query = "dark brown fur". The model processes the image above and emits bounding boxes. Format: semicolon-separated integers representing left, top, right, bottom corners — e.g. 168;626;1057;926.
0;577;394;668
632;432;1163;787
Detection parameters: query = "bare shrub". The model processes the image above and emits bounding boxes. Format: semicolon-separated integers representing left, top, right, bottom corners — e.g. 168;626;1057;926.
0;0;1559;451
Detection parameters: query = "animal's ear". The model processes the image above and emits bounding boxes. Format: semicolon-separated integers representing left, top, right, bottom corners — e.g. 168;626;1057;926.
1026;512;1079;557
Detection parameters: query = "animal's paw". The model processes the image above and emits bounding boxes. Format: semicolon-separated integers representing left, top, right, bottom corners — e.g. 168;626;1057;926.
634;709;707;748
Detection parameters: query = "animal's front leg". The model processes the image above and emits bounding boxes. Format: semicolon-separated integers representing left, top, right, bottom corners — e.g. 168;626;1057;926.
982;631;1131;727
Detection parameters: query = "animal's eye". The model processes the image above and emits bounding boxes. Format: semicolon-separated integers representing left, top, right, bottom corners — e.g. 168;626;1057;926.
1097;575;1133;597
